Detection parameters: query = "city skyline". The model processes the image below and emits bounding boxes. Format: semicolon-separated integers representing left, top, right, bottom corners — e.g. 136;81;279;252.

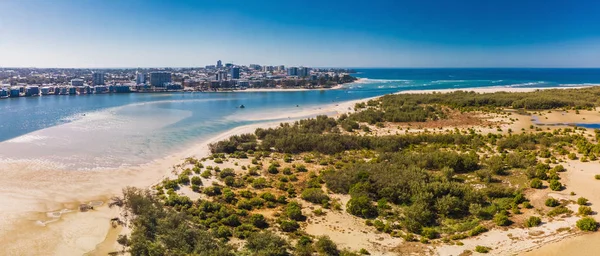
1;0;600;68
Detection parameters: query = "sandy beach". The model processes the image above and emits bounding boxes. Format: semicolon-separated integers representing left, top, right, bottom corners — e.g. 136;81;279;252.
2;84;599;255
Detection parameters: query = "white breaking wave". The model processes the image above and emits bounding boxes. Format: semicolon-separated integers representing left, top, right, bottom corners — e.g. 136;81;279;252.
352;78;413;84
505;81;549;87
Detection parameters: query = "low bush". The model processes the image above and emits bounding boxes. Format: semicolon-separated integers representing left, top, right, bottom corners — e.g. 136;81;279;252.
549;179;563;191
494;213;511;226
577;197;589;205
530;178;543;189
475;245;491;253
468;225;488;237
578;206;593;216
576;217;599;231
524;216;542;227
545;198;560;207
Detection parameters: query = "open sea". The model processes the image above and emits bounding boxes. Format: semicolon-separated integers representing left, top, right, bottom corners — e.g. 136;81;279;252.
1;68;600;169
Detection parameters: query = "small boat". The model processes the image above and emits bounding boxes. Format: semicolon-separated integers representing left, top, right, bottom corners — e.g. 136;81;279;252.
239;104;245;109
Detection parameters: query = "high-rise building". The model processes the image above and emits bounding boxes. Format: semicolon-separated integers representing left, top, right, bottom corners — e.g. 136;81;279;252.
217;71;227;81
263;66;274;72
92;72;105;85
249;64;261;70
278;65;285;71
230;67;240;79
217;60;223;68
287;67;298;76
136;72;146;85
225;63;233;68
149;71;172;87
298;67;310;77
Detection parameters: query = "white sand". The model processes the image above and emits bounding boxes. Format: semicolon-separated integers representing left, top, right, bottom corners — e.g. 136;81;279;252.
519;160;600;256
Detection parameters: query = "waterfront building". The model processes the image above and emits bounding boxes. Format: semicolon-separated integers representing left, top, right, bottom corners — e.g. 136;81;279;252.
26;86;40;96
94;86;108;94
287;67;298;76
238;80;250;88
71;78;84;87
230;67;240;79
68;87;77;95
41;87;50;95
136;72;146;85
114;85;131;93
149;71;172;87
92;72;105;85
217;60;223;68
298;67;310;77
59;87;68;95
9;87;21;98
0;88;8;98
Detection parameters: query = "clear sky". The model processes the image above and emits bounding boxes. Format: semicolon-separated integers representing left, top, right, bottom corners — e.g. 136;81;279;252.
1;0;599;68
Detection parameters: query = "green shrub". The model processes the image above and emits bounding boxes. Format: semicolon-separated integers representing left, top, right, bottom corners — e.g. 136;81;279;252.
545;198;560;207
214;158;224;164
522;201;533;209
468;225;488;237
285;201;305;221
524;216;542;227
576;217;599;231
296;165;308;172
279;219;300;232
201;170;212;178
301;188;330;205
530;178;543;189
191;176;202;186
219;168;235;179
547;206;573;217
346;195;378;218
359;248;370;255
549;179;563;191
578;206;593;216
245;231;289;255
595;174;600;180
315;236;339;256
577;197;589;205
494;213;511;226
268;164;279;174
475;245;491;253
421;227;439;239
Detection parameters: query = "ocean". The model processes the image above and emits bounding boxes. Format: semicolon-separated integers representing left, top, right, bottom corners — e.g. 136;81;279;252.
1;68;599;169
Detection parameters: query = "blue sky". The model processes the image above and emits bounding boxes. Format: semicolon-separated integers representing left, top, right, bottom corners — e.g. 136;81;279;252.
1;0;599;68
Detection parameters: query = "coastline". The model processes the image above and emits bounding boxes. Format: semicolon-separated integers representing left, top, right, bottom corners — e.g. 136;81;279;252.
2;83;599;255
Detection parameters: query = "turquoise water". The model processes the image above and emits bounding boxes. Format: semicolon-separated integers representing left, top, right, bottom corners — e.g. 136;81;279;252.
1;68;600;169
